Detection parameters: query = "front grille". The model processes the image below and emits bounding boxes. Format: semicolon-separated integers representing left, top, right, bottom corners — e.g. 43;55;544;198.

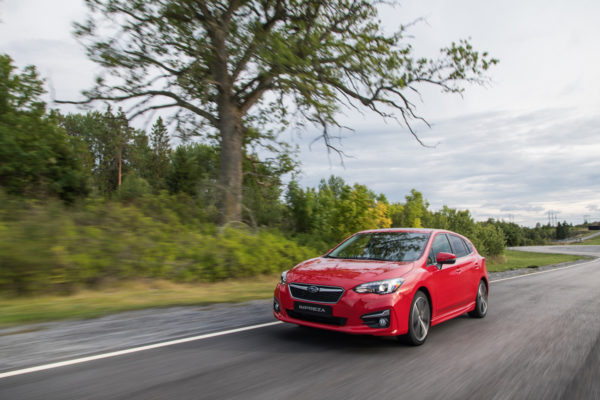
289;283;344;303
287;310;347;326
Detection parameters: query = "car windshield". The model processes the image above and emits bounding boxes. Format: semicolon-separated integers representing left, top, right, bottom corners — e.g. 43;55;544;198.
326;232;430;262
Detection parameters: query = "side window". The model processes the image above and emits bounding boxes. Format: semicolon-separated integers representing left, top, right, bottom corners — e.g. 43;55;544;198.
431;234;452;261
463;239;474;254
427;249;436;266
448;235;469;258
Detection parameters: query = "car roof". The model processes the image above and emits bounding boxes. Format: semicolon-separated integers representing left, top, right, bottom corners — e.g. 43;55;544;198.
356;228;472;242
358;228;441;234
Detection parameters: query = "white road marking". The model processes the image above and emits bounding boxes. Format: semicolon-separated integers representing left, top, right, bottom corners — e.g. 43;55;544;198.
0;321;282;380
1;257;597;380
489;259;597;283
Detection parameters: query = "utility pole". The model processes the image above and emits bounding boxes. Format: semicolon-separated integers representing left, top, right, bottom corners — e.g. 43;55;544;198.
547;211;558;226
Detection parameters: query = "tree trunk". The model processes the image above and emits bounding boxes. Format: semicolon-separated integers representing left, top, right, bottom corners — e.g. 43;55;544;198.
217;106;244;224
117;147;122;187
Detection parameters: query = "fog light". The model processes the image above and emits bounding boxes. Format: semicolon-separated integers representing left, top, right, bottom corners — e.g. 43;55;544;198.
273;297;280;313
361;309;391;328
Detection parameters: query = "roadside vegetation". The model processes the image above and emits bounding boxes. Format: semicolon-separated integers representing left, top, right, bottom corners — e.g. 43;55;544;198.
574;234;600;245
0;183;566;297
0;249;588;327
0;276;280;327
486;250;585;273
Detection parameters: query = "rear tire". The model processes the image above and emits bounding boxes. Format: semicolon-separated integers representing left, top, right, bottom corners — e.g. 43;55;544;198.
469;280;488;318
401;291;431;346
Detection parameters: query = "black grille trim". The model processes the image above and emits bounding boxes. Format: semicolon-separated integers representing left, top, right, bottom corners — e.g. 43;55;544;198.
287;310;347;326
289;283;344;304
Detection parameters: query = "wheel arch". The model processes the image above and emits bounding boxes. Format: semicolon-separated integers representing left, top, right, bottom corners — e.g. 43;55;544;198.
414;285;433;314
480;276;489;292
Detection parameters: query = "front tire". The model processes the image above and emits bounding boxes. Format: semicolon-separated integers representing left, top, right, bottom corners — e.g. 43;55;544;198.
402;291;431;346
469;280;488;318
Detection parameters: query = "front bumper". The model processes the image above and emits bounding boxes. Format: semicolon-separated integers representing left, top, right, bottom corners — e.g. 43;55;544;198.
273;282;412;336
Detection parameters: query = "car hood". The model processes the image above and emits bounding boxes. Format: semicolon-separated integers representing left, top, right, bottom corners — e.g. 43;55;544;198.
287;257;415;289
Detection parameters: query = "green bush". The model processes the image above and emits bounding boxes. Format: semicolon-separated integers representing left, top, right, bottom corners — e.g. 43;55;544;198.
116;174;151;201
473;223;506;257
0;192;318;295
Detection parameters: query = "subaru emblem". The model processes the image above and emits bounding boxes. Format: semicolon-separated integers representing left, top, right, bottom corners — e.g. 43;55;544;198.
308;285;319;294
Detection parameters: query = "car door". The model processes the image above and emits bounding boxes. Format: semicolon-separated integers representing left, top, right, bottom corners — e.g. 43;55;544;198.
428;233;464;317
447;234;477;308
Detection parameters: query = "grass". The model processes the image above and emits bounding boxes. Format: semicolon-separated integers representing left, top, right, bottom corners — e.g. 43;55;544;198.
0;275;279;328
0;249;592;328
486;250;585;272
574;234;600;245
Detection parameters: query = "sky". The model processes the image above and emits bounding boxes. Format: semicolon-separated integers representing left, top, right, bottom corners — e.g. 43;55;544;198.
1;0;599;226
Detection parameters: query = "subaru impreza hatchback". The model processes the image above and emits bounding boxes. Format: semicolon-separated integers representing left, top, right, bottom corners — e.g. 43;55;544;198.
273;228;488;345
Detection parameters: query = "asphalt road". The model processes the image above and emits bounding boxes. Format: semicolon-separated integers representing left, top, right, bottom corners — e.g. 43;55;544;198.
1;246;600;400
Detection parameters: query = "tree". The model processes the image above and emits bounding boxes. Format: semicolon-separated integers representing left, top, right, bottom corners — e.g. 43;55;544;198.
472;223;505;257
242;152;295;227
68;0;497;223
146;117;171;189
484;219;525;247
108;109;134;188
128;129;152;182
389;189;432;228
286;176;391;247
428;205;475;236
239;126;298;226
166;142;222;204
167;145;206;197
61;108;135;194
556;221;570;240
286;180;316;233
0;55;89;201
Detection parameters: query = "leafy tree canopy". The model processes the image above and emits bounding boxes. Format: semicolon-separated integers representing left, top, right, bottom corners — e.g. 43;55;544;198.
0;55;89;201
60;107;140;194
68;0;497;223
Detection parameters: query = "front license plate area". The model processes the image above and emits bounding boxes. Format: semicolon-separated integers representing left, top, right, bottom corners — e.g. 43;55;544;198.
294;302;332;317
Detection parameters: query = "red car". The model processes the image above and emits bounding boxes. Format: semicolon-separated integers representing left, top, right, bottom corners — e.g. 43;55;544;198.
273;228;489;345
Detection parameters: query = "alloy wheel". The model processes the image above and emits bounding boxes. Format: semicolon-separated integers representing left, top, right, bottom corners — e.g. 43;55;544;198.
412;296;430;342
478;281;488;315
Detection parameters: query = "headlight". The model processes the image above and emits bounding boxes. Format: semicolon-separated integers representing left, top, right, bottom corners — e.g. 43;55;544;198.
280;270;288;285
354;278;404;294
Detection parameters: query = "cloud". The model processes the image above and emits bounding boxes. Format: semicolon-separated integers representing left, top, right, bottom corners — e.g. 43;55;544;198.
499;205;545;212
296;108;600;226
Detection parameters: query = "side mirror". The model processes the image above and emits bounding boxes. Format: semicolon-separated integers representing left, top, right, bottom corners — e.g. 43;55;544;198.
436;252;457;266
